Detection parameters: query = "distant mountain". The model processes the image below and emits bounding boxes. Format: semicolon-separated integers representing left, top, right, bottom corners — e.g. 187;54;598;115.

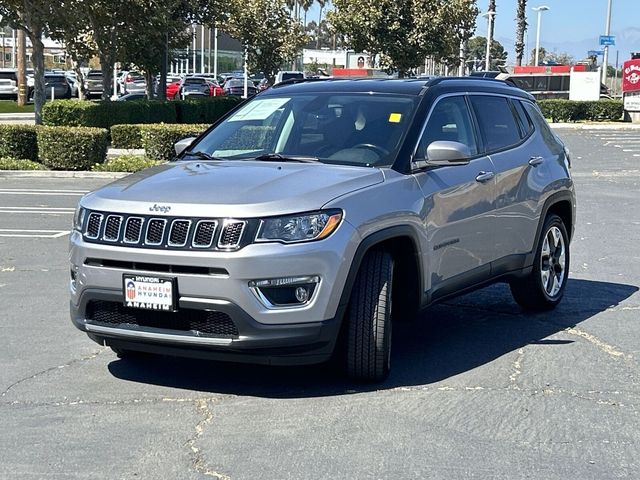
496;27;640;66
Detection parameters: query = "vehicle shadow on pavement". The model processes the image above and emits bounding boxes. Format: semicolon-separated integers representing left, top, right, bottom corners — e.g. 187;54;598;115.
107;278;638;397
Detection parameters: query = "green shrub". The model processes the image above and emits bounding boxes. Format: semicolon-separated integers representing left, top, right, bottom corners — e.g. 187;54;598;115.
37;126;109;170
538;99;624;122
174;96;243;124
0;125;38;161
141;124;209;162
0;157;46;170
42;99;177;128
92;154;161;172
111;124;144;149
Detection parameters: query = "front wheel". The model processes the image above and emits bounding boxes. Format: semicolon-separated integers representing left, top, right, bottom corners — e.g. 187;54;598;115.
345;250;394;382
510;214;569;310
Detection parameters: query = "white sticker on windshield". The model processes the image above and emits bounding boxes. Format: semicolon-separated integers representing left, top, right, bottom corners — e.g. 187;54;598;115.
228;98;291;122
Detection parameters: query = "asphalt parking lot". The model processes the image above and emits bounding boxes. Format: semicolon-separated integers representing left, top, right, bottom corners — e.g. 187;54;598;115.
1;128;639;479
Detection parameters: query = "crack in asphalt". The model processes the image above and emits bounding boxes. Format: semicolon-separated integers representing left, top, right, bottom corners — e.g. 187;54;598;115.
186;397;234;480
1;348;104;399
1;396;206;408
509;348;525;390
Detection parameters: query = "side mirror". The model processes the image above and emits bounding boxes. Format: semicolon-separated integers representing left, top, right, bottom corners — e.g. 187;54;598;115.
424;140;472;166
174;137;196;156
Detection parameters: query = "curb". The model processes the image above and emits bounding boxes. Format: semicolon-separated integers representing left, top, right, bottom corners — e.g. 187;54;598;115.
0;170;128;179
550;123;640;130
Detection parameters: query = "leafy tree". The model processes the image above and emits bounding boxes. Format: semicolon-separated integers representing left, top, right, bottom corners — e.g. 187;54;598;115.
545;51;574;66
529;47;546;65
0;1;55;123
466;36;508;71
226;0;307;84
514;0;527;66
328;0;477;77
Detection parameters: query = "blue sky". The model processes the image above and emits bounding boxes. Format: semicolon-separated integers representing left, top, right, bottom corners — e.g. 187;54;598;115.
474;0;636;45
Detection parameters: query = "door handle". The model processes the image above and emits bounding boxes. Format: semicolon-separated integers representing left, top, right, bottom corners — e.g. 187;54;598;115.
528;156;544;166
475;171;495;183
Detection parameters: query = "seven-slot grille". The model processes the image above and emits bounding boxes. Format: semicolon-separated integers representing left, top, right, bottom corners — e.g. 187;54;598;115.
81;211;247;250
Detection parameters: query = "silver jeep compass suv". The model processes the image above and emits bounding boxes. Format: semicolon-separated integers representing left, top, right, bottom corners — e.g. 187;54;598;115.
70;78;576;381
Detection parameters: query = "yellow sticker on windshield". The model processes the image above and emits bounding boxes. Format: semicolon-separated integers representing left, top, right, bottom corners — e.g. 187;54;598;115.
388;113;402;123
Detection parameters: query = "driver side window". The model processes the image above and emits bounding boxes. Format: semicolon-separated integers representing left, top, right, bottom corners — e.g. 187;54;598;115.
417;96;478;159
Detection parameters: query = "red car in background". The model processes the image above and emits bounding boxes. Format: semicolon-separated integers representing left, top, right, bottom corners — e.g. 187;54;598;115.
166;77;182;100
167;76;224;99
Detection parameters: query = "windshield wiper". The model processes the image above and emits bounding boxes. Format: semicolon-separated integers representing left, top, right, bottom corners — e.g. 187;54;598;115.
252;153;320;163
182;150;224;161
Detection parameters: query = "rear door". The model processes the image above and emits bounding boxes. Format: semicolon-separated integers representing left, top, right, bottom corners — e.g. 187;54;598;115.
467;94;551;271
412;95;498;297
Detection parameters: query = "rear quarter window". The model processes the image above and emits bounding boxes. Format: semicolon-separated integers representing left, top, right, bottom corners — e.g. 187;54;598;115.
469;95;522;152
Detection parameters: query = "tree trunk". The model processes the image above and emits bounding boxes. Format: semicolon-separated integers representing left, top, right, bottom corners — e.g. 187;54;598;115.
30;33;45;125
515;0;528;66
144;70;155;99
157;32;168;101
100;55;113;101
316;6;323;49
16;29;27;106
72;59;87;101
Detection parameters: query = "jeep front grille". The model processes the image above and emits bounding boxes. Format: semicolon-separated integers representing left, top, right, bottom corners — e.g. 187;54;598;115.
81;211;250;251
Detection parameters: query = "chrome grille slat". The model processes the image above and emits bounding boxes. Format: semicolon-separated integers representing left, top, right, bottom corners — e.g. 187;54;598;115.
85;213;103;239
218;221;246;249
123;217;143;244
168;219;191;247
145;218;167;246
192;220;217;248
82;211;247;250
103;215;123;242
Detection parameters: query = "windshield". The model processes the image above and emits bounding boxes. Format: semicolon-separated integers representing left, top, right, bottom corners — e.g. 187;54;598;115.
189;92;417;167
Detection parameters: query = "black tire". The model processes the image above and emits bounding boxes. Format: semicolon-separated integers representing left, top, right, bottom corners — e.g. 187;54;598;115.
510;214;569;310
346;250;394;382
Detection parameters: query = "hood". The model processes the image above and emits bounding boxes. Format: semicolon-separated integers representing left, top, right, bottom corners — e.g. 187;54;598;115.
82;160;384;218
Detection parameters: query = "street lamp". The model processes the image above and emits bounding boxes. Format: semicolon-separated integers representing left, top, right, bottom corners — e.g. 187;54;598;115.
482;10;496;71
532;6;550;67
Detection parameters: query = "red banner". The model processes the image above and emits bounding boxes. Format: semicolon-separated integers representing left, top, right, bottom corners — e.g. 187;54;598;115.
622;59;640;93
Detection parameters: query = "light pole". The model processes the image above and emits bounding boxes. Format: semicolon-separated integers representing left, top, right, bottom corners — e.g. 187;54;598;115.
482;10;496;71
532;6;550;67
602;0;613;84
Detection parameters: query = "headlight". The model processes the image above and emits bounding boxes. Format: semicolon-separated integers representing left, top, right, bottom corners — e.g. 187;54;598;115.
73;205;86;231
256;210;342;243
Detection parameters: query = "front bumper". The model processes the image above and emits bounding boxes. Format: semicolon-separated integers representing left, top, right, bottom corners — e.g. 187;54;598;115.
69;220;359;365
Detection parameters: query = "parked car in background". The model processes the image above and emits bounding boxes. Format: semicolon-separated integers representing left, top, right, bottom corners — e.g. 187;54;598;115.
166;76;182;100
119;71;146;95
85;70;104;99
116;93;147;102
223;78;257;97
0;69;18;99
274;70;304;85
31;74;72;100
179;77;212;98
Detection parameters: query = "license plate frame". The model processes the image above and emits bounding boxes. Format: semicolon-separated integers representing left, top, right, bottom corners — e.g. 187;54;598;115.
123;274;177;312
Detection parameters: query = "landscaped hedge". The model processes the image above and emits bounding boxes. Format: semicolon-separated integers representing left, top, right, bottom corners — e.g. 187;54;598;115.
141;124;210;162
0;125;38;161
0;157;45;170
92;154;161;172
111;124;145;149
42;96;242;129
37;126;109;170
174;96;244;124
538;99;624;123
42;100;177;128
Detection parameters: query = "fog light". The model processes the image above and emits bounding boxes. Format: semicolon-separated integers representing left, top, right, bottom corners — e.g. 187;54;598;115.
249;275;320;308
295;286;309;303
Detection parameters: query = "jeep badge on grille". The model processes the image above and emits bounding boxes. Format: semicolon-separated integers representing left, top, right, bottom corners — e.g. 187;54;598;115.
149;204;171;213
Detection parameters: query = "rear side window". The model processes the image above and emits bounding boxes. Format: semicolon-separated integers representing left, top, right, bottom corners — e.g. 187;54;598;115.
511;100;533;138
469;96;522;152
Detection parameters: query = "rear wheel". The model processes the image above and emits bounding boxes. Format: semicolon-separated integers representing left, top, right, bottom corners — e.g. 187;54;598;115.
510;214;569;310
346;250;394;382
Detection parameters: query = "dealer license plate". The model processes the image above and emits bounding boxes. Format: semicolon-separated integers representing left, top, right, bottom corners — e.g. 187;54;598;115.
123;274;176;311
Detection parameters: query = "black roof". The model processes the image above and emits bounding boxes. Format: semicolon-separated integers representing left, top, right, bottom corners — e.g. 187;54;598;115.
264;77;534;100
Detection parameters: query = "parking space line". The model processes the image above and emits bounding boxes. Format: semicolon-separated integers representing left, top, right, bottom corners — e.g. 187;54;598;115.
0;207;75;215
0;229;69;238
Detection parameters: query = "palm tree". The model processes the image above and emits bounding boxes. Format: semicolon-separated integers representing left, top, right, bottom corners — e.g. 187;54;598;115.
487;0;496;47
301;0;314;26
515;0;528;66
316;0;326;49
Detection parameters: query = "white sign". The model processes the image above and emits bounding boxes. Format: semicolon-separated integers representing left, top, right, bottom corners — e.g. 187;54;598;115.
228;98;291;122
569;70;601;101
624;91;640;112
